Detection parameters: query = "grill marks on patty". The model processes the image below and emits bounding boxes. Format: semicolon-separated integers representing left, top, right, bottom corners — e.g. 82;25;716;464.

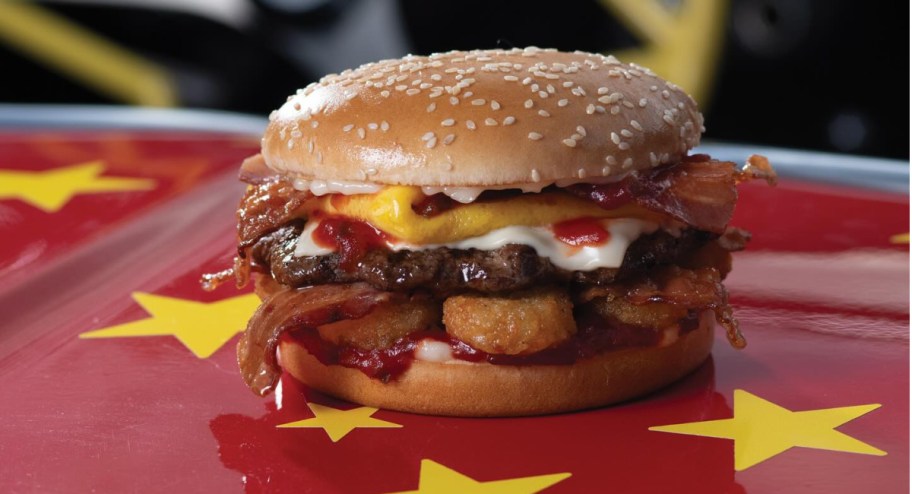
250;223;718;296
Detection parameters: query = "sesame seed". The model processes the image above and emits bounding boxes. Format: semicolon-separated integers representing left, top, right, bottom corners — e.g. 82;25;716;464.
605;155;617;165
546;84;555;94
531;169;541;181
562;138;577;147
649;152;658;166
442;118;455;126
522;77;532;85
381;121;389;132
622;101;635;109
312;121;319;128
558;99;568;107
610;106;621;115
524;99;534;109
343;124;354;132
630;120;643;131
308;140;314;153
531;83;540;91
661;90;670;99
419;83;432;89
450;96;460;105
427;103;437;112
663;114;676;125
602;166;611;175
576;126;586;136
462;91;474;98
562;81;574;88
577;168;586;178
598;96;612;104
620;129;633;138
504;75;519;82
472;98;486;106
490;100;501;110
538;91;548;98
528;132;543;140
650;85;658;91
357;128;366;139
597;87;609;95
586;104;595;114
466;120;476;130
316;151;323;164
502;116;516;125
291;130;302;138
287;140;294;149
639;98;647;108
395;85;407;91
619;142;631;150
421;132;435;141
380;90;390;98
622;157;633;168
406;88;420;96
538;109;550;117
610;132;621;144
484;118;498;126
443;134;456;145
426;137;437;148
576;86;587;96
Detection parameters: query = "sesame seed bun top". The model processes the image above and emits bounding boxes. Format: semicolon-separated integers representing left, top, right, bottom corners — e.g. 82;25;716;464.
262;47;704;187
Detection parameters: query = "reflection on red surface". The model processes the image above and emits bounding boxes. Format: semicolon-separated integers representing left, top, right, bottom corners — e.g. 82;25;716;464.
0;133;907;494
210;361;746;494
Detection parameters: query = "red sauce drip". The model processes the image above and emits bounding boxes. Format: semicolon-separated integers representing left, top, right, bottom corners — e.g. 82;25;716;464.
552;218;611;247
289;309;701;380
311;216;392;270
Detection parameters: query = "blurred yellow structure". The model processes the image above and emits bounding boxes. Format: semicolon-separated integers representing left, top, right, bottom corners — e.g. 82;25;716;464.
600;0;727;107
0;0;176;106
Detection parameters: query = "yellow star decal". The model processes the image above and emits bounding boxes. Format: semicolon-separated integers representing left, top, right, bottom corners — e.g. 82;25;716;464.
649;389;886;470
79;292;260;358
277;403;402;442
388;459;571;494
890;232;909;244
0;161;155;212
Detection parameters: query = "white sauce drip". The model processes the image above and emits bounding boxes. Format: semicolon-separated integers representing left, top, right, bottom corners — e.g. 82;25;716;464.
291;175;630;202
293;178;383;196
294;218;657;272
414;339;454;362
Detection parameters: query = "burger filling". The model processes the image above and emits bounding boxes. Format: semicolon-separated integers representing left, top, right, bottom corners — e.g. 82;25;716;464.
215;154;775;395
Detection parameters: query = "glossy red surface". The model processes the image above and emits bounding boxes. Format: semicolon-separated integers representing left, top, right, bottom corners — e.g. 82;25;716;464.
0;133;907;493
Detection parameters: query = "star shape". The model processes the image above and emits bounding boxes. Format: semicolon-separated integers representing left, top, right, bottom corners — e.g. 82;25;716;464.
387;459;571;494
0;161;155;212
649;389;886;470
79;292;260;358
277;403;402;442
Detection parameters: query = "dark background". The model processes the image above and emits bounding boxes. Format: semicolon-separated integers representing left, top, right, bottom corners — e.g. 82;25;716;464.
1;0;907;159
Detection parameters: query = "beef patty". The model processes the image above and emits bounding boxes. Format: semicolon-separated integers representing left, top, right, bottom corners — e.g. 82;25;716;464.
250;223;716;296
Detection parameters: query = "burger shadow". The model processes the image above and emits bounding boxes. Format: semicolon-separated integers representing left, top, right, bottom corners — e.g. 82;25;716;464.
210;375;423;493
210;359;747;494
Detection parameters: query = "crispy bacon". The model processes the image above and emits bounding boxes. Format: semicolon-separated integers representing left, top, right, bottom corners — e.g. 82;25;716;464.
567;157;733;233
237;283;395;396
237;180;312;252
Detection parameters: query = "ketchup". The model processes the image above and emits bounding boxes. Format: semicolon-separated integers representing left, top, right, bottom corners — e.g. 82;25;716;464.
289;310;701;381
552;217;611;247
311;215;392;270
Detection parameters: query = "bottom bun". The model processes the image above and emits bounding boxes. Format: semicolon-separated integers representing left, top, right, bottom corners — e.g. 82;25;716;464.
277;311;714;417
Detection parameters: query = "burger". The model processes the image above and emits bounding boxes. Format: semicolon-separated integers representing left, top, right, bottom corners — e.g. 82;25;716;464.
209;47;775;416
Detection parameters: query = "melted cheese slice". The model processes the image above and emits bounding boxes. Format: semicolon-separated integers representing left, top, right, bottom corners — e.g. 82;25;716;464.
305;185;659;245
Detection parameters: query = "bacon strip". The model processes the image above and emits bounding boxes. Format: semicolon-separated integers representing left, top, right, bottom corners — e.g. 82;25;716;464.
237;283;394;395
568;157;734;233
